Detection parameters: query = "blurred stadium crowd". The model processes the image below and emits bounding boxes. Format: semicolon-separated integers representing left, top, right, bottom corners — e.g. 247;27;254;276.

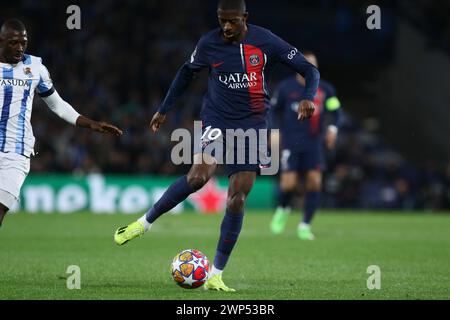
322;115;450;210
4;0;449;210
401;0;450;53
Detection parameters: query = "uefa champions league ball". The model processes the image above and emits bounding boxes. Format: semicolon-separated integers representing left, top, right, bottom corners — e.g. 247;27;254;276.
171;249;210;289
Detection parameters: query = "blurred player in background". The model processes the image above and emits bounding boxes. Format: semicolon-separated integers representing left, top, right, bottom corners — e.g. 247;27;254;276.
114;0;319;291
0;19;123;227
269;52;342;240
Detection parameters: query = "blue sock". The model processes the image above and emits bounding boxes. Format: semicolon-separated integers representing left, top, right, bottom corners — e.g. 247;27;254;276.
145;176;195;223
278;189;294;209
213;209;244;270
303;191;320;224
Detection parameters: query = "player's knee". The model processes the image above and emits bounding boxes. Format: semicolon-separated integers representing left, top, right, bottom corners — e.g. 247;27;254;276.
227;192;247;212
280;173;298;191
187;174;209;191
306;175;322;191
280;180;296;192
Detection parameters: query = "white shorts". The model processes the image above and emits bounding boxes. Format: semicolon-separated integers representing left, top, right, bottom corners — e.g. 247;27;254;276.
0;152;30;209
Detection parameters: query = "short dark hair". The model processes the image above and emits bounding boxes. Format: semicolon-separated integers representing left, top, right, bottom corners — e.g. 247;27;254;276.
218;0;246;12
0;19;26;33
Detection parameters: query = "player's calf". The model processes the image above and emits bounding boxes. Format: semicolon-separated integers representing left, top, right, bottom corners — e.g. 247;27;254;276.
226;171;256;212
187;174;211;191
300;170;322;239
227;192;247;213
186;155;217;190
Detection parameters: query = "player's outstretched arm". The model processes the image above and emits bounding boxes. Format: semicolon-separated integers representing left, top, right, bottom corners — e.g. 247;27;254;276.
41;90;122;136
151;36;208;132
271;34;320;121
76;116;123;136
147;65;195;134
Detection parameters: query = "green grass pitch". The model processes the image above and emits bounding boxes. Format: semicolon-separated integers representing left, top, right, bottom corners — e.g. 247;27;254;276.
0;210;449;300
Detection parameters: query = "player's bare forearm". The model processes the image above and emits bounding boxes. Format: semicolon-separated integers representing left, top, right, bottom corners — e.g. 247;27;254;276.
149;112;166;133
298;100;316;121
76;115;123;136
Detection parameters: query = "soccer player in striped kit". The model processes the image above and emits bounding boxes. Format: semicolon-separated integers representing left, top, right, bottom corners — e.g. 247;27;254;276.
114;0;319;291
0;19;123;227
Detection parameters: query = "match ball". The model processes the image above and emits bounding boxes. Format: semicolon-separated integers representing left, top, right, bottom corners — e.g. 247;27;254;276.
171;249;210;289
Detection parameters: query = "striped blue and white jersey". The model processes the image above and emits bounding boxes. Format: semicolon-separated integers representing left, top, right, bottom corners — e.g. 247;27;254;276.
0;54;54;157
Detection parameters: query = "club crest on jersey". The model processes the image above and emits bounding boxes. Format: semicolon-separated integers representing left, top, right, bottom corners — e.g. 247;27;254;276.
249;54;260;66
23;67;33;77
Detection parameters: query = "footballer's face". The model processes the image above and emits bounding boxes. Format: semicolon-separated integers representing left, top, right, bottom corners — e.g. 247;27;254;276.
217;9;248;42
0;29;28;64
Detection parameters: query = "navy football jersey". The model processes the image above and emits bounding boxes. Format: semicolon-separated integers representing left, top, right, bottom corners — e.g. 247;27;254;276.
158;24;319;129
270;76;342;150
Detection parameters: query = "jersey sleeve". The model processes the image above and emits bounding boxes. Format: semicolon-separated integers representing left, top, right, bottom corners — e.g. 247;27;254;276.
157;37;209;114
186;36;210;71
36;60;55;97
269;33;319;101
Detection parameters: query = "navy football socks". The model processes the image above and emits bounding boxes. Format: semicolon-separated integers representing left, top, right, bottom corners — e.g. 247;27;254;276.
279;189;294;209
303;191;320;224
214;209;244;270
145;175;196;223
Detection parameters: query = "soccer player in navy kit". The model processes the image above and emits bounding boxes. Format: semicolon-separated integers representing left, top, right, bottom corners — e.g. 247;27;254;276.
269;52;342;240
114;0;319;291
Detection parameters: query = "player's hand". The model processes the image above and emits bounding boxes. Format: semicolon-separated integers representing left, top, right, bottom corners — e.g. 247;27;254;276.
325;126;338;150
298;100;315;121
149;112;166;133
91;121;123;136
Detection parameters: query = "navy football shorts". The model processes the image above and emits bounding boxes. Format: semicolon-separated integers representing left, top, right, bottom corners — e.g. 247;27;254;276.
280;143;325;173
196;122;270;177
